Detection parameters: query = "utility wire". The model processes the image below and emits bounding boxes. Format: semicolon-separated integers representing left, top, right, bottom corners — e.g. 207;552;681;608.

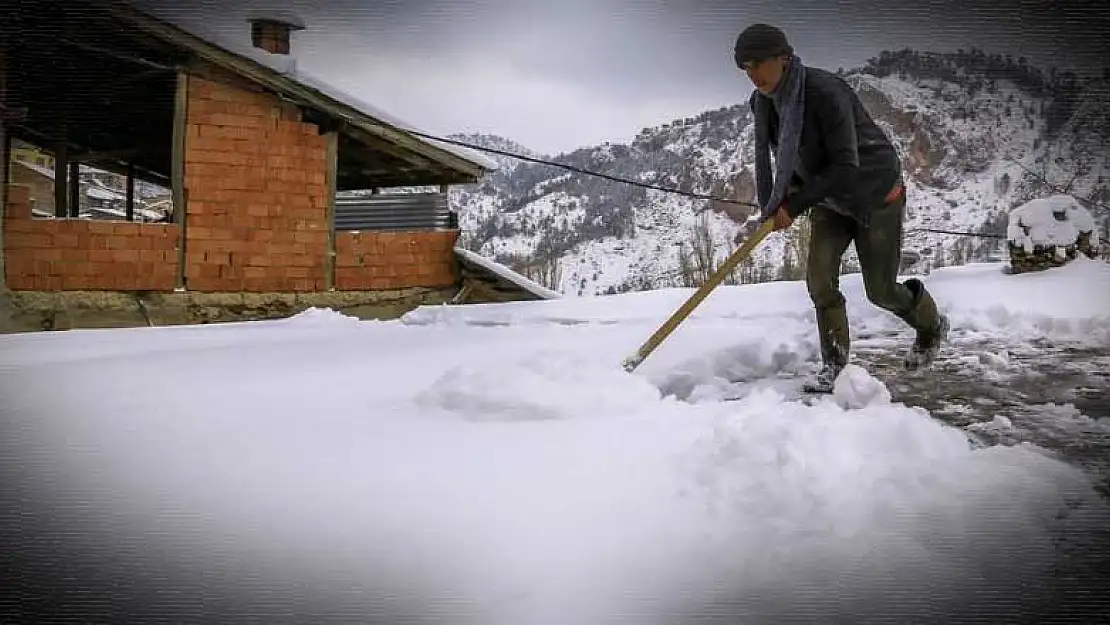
908;226;1005;239
404;128;761;208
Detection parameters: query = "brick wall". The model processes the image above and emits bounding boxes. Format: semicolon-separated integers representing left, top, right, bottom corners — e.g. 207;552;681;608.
2;70;465;295
4;184;180;291
183;74;329;292
335;230;458;290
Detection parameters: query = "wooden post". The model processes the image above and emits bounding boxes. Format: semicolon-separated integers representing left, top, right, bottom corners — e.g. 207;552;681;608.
53;140;68;218
171;72;188;290
0;42;8;297
68;160;80;218
0;42;7;219
440;183;457;229
125;163;135;221
0;128;6;297
0;110;7;298
0;131;8;209
323;130;338;291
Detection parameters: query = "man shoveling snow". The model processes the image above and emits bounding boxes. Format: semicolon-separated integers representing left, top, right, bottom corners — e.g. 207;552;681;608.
734;23;950;393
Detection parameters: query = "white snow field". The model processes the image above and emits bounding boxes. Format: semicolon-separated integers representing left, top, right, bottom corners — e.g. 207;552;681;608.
3;258;1110;624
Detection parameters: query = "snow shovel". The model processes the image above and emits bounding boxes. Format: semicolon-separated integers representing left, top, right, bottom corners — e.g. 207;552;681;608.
621;217;776;373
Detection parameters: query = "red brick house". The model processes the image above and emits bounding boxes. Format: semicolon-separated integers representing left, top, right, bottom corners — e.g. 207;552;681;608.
1;0;518;329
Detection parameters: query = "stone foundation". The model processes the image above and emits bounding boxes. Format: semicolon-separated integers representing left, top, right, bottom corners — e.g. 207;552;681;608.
0;287;459;333
1007;232;1099;274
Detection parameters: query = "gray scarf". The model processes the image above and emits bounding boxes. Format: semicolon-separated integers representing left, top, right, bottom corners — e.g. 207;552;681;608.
753;55;806;219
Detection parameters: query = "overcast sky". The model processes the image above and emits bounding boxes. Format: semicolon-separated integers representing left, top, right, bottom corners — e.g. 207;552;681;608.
135;0;1107;156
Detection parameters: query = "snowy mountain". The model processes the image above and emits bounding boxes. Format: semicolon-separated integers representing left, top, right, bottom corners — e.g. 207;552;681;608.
448;49;1110;296
445;132;543;176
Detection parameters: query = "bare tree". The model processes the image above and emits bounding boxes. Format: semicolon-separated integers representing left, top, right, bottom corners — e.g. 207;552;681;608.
677;210;723;287
778;214;812;280
509;254;563;292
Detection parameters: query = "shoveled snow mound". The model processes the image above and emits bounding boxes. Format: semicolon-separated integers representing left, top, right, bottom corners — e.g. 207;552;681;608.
832;363;894;409
281;306;362;325
416;350;663;421
943;257;1110;345
674;389;1106;619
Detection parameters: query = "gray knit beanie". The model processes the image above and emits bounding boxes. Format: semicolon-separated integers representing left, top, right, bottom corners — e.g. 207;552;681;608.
734;23;793;67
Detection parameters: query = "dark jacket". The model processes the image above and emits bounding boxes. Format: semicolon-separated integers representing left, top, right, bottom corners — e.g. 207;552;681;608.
749;66;902;224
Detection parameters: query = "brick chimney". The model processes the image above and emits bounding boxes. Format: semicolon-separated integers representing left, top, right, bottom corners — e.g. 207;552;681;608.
247;12;305;56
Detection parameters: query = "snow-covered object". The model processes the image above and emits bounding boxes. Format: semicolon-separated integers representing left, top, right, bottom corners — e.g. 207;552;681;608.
832;364;893;409
280;306;361;325
454;246;562;300
1006;194;1099;253
86;186;124;201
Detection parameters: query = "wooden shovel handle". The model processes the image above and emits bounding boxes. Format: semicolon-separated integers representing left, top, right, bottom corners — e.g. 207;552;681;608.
622;218;776;373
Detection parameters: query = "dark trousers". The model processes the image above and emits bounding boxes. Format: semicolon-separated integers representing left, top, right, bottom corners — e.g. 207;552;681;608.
805;193;941;367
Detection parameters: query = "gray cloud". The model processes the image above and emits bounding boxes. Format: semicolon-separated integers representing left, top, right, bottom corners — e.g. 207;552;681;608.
134;0;1107;155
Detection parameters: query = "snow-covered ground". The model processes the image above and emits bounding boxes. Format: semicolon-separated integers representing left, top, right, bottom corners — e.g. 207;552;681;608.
3;259;1109;623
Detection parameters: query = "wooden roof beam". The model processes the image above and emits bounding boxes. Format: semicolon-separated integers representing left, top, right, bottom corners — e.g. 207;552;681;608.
73;147;147;162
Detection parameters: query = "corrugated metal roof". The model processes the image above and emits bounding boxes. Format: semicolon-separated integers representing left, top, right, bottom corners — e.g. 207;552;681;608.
333;192;456;231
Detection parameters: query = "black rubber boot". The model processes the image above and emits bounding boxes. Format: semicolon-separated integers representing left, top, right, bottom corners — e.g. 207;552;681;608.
900;278;950;371
803;304;850;393
801;362;844;394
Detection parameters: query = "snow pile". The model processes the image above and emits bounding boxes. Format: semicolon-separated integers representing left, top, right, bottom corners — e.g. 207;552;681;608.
952;347;1021;382
2;261;1109;624
415;350;662;421
655;330;819;403
280;306;362;325
934;258;1110;344
1012;402;1110;443
675;390;1106;619
967;414;1016;434
832;363;893;409
1006;194;1099;252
